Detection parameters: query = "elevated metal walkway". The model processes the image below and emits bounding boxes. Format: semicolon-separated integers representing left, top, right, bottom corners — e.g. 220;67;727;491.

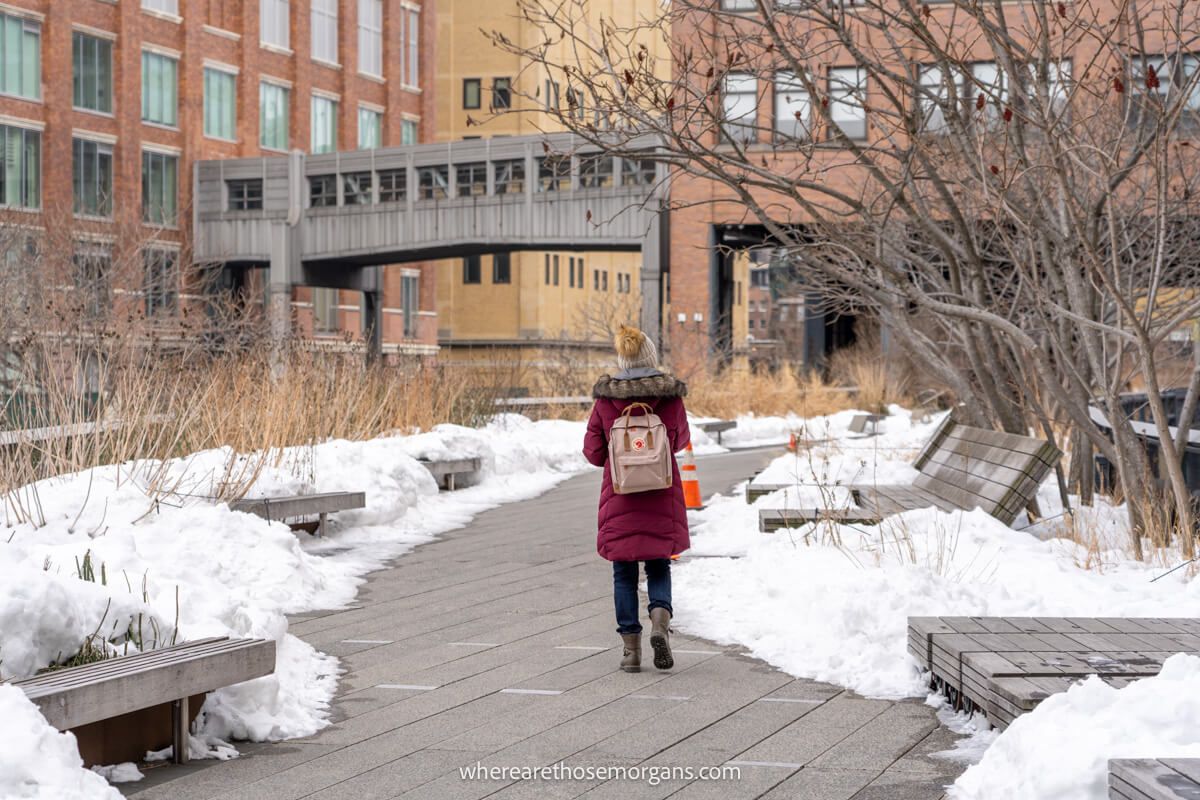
192;132;669;357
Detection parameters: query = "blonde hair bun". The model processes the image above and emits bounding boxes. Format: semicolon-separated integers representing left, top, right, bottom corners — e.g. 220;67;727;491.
615;324;644;359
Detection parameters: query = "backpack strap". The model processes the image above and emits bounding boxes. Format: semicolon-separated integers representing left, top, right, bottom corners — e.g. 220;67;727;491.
618;402;656;451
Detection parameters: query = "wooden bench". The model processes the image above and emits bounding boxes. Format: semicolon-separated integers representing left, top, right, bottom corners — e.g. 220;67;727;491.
419;457;482;490
848;413;886;436
1110;759;1200;799
758;415;1062;531
698;419;737;444
908;616;1200;730
11;637;275;765
231;491;366;536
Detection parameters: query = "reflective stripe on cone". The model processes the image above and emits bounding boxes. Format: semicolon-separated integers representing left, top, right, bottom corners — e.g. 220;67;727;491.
680;442;703;510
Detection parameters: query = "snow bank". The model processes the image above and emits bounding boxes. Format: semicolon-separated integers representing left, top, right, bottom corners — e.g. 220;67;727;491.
677;409;1200;698
0;683;121;800
951;654;1200;800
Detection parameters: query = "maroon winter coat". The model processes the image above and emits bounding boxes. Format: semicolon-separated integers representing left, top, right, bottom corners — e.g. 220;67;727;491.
583;371;691;561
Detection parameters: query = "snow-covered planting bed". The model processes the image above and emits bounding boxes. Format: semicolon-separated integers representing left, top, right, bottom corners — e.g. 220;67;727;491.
675;408;1200;800
0;410;802;797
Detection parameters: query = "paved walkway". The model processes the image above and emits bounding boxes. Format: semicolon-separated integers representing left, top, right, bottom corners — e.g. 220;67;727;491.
127;449;966;800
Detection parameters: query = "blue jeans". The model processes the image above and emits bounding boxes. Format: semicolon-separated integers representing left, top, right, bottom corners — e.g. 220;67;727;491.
612;559;672;634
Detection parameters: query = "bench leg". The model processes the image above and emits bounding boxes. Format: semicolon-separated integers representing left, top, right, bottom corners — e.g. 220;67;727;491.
172;697;190;765
447;474;455;491
318;512;328;537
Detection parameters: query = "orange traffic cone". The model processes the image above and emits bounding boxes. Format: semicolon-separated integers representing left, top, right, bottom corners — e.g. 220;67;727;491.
680;442;703;510
787;432;798;452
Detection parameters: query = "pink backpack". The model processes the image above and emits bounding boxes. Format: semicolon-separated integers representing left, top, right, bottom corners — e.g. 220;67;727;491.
608;402;672;494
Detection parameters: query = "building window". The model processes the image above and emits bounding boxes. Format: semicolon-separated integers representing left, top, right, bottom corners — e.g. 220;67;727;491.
228;178;263;210
378;169;406;202
0;125;39;209
537;155;570;192
311;95;338;153
417;166;448;199
462;254;481;284
493;252;511;284
261;0;290;49
456;162;486;196
143;0;179;14
602;271;608;292
73;32;113;114
405;8;420;87
358;0;383;77
143;248;178;317
204;67;236;140
463;78;481;109
311;0;337;63
918;65;952;133
312;287;338;331
343;172;372;205
580;155;613;188
593;269;599;290
543;78;560;110
401;119;418;145
310;174;337;207
73;245;110;318
620;157;655;186
73;138;112;217
260;82;290;150
0;13;39;101
544;253;550;284
142;51;179;127
971;61;1008;127
142;151;178;225
494;159;524;194
722;73;757;144
774;71;809;140
553;254;559;285
358;107;382;148
577;257;585;289
828;66;866;140
492;77;511;109
568;256;576;288
401;272;418;337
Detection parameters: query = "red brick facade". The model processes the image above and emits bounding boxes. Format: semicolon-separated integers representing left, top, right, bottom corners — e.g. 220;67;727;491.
0;0;437;355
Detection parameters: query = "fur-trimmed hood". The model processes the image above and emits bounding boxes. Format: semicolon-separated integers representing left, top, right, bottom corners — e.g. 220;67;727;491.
592;371;688;400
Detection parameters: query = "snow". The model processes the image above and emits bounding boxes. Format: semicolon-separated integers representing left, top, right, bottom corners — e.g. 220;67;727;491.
89;764;142;784
0;682;121;800
951;655;1200;800
672;407;1200;800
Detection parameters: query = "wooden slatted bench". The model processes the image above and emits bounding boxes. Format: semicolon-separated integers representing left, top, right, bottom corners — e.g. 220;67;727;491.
698;419;737;444
757;415;1062;531
908;616;1200;730
848;413;886;436
1110;759;1200;799
747;481;789;503
419;457;482;490
11;637;275;765
231;491;366;536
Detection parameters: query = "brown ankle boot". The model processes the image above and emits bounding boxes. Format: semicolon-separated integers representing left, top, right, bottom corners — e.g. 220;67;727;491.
619;633;641;672
649;608;673;670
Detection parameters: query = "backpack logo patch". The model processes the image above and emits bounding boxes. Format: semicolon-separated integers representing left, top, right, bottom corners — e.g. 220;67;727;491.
632;438;646;451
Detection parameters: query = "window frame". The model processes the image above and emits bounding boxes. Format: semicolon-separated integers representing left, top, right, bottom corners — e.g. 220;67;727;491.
722;72;758;144
227;178;264;211
400;272;419;338
378;169;406;203
141;149;178;226
774;70;810;141
492;77;511;110
141;50;179;127
309;174;338;207
357;0;383;77
0;13;40;102
311;94;338;154
827;65;867;141
357;106;383;149
259;81;290;150
73;137;113;218
143;247;179;318
463;78;481;110
203;66;237;141
455;162;487;197
0;124;39;210
492;252;511;284
536;155;570;192
417;165;449;199
310;0;338;64
73;31;113;115
261;0;291;50
343;171;373;205
462;254;481;284
493;159;524;194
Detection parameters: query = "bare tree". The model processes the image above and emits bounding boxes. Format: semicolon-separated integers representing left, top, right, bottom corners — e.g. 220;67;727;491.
489;0;1200;555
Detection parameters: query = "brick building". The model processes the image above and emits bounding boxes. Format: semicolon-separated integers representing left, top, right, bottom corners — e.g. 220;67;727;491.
0;0;436;356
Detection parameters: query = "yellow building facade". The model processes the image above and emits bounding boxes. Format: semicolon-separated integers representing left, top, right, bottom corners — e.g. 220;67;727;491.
433;0;666;390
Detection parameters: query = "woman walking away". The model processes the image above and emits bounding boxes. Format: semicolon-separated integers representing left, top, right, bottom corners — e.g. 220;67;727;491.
583;324;690;673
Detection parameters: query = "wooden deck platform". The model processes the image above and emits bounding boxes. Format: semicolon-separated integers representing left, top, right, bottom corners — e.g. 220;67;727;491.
909;616;1200;729
1110;759;1200;799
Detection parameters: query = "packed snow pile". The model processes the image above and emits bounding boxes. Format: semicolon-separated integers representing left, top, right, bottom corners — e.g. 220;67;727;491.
951;654;1200;800
0;683;122;800
0;409;797;797
673;407;1200;800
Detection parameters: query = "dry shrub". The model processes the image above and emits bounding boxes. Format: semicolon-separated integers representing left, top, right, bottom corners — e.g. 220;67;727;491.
686;364;857;418
828;337;913;414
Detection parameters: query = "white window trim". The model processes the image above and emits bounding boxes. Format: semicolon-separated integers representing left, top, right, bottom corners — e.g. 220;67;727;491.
202;25;241;41
260;42;293;56
203;59;239;75
400;111;420;122
360;73;386;85
313;57;342;70
141;7;182;24
312;87;341;101
72;24;116;40
261;74;293;89
72;128;117;145
0;112;42;130
142;42;182;59
359;100;385;113
142;141;182;156
0;2;43;22
142;121;181;133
